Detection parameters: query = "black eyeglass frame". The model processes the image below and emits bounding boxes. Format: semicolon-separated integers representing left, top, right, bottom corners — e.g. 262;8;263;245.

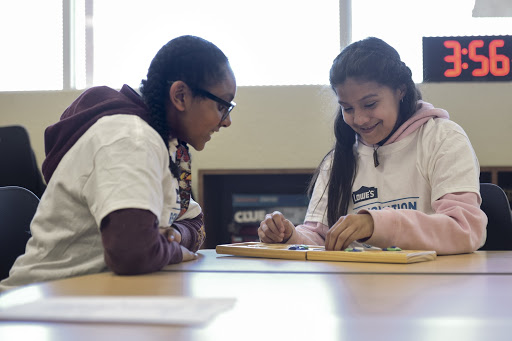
166;81;236;122
192;87;236;122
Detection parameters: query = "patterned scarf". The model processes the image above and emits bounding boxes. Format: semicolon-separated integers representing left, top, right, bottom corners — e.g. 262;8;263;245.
175;140;192;218
175;140;206;250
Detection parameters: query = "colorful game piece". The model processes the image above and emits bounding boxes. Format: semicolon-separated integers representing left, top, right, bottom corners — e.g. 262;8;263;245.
383;246;402;251
288;245;309;250
344;247;363;252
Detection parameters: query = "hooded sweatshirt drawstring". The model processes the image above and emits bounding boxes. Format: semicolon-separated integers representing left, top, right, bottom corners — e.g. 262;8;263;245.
373;145;380;167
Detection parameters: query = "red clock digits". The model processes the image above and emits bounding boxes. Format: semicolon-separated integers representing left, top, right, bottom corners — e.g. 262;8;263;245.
489;39;510;76
443;40;462;77
468;40;489;77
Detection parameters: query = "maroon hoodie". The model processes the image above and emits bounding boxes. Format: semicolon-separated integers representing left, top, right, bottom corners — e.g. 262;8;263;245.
42;85;151;183
41;85;203;274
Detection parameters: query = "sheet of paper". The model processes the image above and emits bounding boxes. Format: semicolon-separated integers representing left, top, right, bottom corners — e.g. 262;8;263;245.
0;296;236;325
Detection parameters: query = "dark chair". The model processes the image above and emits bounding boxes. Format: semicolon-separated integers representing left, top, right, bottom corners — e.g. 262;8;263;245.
0;186;39;280
478;183;512;251
0;125;46;198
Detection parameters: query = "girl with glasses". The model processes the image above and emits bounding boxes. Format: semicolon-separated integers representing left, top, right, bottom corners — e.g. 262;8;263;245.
1;35;236;291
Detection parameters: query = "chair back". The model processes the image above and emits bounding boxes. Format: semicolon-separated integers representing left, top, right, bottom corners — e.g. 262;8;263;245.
478;183;512;250
0;186;39;280
0;125;46;198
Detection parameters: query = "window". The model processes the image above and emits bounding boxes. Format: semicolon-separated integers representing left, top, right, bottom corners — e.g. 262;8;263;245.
2;0;512;91
0;1;63;91
91;0;340;88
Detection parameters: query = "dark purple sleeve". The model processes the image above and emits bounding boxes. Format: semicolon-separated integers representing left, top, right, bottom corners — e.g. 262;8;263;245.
100;208;183;275
172;212;205;252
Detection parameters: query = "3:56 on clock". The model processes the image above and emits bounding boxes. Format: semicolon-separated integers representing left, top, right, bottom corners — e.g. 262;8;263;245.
423;35;512;82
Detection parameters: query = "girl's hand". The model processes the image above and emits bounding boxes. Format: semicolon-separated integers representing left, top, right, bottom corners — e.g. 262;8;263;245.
325;213;374;250
258;211;295;243
159;226;182;243
180;245;198;262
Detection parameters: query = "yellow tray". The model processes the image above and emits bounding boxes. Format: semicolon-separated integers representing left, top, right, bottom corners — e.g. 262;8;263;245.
216;242;437;264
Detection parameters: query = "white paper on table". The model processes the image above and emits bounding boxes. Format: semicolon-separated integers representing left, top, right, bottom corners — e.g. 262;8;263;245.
0;296;236;325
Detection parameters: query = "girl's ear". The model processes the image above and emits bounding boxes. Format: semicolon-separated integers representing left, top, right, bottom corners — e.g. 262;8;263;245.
399;85;407;101
169;81;188;112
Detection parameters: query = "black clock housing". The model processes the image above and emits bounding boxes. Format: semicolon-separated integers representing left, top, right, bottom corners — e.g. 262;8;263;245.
423;35;512;82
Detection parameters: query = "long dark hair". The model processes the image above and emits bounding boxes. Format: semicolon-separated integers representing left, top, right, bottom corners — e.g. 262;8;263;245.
309;37;422;227
139;35;230;176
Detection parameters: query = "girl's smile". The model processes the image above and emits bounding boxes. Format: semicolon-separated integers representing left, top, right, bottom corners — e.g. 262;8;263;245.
335;78;403;145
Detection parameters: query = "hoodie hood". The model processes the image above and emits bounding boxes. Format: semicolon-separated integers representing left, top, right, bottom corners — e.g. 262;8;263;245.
383;100;450;146
41;84;152;183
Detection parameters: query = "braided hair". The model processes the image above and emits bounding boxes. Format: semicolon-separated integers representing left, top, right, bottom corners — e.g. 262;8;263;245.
139;35;229;177
309;37;422;227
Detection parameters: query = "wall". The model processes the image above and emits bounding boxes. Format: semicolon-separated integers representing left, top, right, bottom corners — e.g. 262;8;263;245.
1;82;511;197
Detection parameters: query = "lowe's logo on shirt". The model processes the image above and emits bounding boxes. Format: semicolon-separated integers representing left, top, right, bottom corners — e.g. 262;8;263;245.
352;186;378;204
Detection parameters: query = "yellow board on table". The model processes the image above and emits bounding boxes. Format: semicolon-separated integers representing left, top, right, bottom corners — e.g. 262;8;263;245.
215;242;437;264
216;242;316;260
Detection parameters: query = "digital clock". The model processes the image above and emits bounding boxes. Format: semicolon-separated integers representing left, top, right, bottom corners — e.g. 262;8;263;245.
423;35;512;82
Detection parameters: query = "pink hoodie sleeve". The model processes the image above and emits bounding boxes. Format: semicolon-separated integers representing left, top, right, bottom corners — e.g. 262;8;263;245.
361;192;487;255
287;221;329;245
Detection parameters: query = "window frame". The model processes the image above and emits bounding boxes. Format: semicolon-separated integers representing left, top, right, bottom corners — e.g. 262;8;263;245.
60;0;350;90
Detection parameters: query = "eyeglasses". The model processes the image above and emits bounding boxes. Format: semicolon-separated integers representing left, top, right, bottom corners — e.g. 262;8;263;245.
167;81;236;122
192;87;236;122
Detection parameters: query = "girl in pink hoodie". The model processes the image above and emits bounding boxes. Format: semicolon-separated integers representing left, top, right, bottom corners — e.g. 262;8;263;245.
258;37;487;255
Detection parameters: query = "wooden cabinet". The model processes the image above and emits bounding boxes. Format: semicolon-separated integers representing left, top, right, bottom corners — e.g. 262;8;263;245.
197;169;314;248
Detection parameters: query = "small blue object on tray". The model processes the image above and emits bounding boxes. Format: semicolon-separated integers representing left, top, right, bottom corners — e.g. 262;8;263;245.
288;245;309;250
